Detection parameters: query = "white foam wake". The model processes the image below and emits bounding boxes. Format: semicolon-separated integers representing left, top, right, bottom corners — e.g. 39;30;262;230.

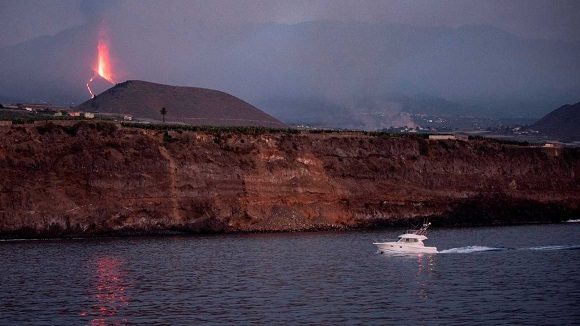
527;245;580;251
0;238;46;242
438;244;580;254
565;219;580;223
438;246;505;254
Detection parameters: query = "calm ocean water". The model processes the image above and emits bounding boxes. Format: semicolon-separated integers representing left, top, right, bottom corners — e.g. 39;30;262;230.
1;223;579;325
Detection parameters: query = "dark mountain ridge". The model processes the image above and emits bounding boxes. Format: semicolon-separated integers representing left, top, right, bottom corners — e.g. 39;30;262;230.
76;80;286;128
532;102;580;140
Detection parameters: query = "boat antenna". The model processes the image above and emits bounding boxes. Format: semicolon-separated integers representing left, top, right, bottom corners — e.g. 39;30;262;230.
415;218;431;236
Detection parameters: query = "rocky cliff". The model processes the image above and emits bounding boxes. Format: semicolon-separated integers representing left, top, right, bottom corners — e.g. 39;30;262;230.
1;122;579;238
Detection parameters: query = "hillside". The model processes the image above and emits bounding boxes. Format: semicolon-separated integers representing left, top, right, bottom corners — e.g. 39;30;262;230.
0;122;579;238
76;80;286;128
532;102;580;140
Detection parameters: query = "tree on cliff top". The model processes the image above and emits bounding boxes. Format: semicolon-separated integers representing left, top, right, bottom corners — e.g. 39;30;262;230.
160;107;167;123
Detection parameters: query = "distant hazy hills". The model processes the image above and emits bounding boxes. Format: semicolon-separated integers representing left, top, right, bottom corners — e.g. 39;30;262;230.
533;102;580;141
76;80;286;128
1;21;579;126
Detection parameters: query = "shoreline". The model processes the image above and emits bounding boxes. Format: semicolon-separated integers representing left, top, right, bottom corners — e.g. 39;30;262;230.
1;218;577;241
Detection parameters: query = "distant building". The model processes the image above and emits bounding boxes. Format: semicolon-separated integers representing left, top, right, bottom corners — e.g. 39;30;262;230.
428;134;469;141
429;134;456;140
83;112;95;119
543;142;564;157
54;111;63;117
543;142;563;148
68;111;81;117
123;114;133;121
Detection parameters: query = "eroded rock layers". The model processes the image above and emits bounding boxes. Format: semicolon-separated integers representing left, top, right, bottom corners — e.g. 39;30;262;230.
1;122;579;237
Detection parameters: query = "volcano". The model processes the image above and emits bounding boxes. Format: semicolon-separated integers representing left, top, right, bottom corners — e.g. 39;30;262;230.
76;80;286;128
86;75;115;98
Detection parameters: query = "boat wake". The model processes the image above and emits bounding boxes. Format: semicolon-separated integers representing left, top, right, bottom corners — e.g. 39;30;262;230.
0;237;88;242
0;238;47;242
527;245;580;251
438;246;506;254
439;244;580;254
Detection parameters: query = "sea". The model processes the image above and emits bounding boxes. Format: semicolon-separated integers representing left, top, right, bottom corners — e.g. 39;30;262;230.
1;223;579;325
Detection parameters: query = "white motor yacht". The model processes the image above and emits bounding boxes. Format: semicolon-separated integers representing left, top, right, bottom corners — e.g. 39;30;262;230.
373;222;437;254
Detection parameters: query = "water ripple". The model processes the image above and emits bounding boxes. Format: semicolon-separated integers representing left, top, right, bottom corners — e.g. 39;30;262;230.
1;224;579;324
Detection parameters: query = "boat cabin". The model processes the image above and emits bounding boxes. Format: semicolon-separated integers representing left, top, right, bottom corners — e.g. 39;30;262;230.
398;234;428;243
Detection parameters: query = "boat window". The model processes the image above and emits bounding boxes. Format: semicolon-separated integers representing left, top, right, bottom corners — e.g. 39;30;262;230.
413;239;418;242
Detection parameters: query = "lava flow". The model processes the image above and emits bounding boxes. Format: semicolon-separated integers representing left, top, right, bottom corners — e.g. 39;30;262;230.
86;25;116;98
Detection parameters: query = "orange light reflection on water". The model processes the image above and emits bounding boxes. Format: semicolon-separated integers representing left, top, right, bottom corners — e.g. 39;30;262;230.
416;254;436;300
88;256;129;326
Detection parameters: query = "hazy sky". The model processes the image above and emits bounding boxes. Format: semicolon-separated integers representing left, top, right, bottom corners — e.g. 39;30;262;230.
1;0;579;48
1;0;579;124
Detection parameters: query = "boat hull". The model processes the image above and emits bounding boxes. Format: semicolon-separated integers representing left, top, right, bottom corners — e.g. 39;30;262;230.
373;242;438;254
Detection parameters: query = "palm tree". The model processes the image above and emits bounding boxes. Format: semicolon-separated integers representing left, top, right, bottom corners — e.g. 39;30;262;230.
160;107;167;123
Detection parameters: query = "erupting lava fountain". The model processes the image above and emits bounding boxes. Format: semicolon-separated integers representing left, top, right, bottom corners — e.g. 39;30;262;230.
86;23;116;98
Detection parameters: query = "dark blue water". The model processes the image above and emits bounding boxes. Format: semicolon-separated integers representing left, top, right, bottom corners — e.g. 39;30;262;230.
1;223;579;325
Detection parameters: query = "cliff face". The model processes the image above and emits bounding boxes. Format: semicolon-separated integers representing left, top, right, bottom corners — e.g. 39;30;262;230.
1;122;579;237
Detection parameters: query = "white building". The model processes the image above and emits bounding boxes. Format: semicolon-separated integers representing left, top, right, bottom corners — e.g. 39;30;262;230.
428;134;456;140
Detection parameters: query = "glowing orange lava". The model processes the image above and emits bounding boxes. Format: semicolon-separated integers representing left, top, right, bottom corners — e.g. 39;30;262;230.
97;39;115;84
86;23;116;98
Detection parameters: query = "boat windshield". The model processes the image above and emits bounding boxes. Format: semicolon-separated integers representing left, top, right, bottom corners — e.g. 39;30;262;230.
398;237;419;243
